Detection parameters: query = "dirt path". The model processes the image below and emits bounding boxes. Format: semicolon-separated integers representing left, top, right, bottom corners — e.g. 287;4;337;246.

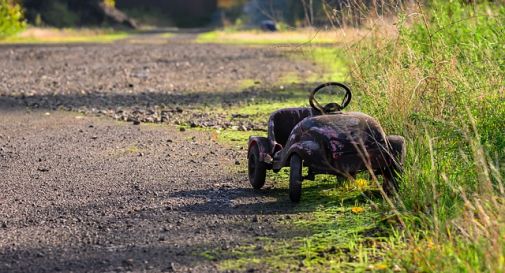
0;38;314;272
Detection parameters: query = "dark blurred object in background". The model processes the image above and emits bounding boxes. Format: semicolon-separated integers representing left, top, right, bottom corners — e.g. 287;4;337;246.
116;0;218;28
260;20;276;31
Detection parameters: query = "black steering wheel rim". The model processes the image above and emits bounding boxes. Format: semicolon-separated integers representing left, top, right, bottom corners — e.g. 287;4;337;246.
309;82;352;114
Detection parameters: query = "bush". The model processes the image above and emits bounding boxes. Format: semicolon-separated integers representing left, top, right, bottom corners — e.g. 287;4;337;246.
0;0;25;38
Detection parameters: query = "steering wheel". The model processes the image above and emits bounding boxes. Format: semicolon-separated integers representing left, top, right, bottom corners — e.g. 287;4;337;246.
309;82;352;114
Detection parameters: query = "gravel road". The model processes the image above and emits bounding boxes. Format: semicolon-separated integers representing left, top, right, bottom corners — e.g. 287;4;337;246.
0;41;319;129
0;38;314;272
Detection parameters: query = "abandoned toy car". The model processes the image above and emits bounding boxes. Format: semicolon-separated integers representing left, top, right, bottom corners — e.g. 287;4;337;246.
247;82;405;202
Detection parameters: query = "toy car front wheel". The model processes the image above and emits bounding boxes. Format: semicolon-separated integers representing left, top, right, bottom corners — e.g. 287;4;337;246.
289;154;303;202
248;145;267;189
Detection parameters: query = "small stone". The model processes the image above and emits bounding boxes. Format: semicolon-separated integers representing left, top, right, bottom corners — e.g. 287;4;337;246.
167;263;176;271
123;259;134;266
133;120;141;125
235;160;240;165
179;127;186;132
91;136;98;140
252;216;258;223
37;167;49;172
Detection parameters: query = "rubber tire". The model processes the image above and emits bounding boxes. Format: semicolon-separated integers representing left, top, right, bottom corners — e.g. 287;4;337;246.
289;154;303;202
248;145;267;189
382;168;400;195
382;136;406;195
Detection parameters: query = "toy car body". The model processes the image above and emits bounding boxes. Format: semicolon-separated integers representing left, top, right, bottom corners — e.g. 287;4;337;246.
247;82;405;202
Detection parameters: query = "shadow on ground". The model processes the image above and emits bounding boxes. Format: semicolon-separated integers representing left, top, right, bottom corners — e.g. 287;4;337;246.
0;83;317;111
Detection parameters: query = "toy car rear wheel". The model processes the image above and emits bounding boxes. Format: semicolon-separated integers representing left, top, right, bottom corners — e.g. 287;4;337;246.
289;154;303;202
382;168;400;195
248;145;267;189
382;136;406;195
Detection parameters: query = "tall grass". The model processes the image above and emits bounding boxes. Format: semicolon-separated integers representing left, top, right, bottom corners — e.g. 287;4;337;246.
348;0;504;270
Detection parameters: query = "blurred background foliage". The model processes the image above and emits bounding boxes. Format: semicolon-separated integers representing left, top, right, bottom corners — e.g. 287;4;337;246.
0;0;25;37
0;0;407;31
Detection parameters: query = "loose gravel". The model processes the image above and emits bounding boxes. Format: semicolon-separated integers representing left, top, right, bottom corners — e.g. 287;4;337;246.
0;40;315;272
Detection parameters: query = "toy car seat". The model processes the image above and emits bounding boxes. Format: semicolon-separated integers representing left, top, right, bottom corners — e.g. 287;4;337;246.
268;108;314;149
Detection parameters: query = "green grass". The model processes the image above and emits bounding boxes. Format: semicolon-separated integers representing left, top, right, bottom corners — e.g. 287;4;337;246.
159;32;174;38
348;0;505;271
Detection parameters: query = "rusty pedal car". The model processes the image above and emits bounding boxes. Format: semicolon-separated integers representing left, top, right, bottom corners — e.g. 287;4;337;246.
247;82;405;202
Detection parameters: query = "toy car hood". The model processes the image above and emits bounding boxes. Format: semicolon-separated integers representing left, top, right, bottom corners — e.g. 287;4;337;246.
276;111;391;175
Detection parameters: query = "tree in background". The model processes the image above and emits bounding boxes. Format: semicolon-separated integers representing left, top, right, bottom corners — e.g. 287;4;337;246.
21;0;135;28
0;0;25;37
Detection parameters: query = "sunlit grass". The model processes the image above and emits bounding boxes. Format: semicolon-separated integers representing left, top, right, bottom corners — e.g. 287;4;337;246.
286;46;349;82
0;27;129;44
196;29;342;45
201;173;399;272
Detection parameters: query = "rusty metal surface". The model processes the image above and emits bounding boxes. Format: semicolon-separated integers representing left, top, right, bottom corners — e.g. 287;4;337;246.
278;111;390;174
249;107;400;175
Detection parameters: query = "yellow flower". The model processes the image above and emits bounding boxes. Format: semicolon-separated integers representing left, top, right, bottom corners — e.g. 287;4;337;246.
426;238;435;249
354;178;369;190
367;263;388;270
351;207;365;214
